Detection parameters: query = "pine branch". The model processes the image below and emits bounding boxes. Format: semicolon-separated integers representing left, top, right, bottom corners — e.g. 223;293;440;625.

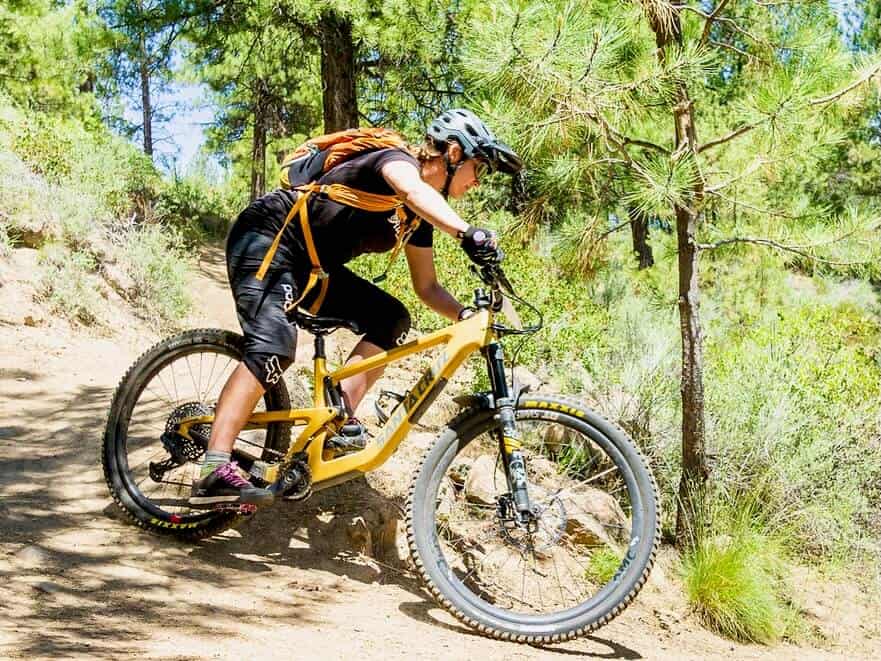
596;218;634;240
696;235;873;266
809;63;881;106
705;158;766;193
675;4;768;46
697;122;758;154
700;0;731;45
577;32;601;83
709;39;764;63
706;190;818;220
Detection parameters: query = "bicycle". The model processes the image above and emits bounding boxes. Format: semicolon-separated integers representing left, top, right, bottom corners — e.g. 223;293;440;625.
102;263;660;643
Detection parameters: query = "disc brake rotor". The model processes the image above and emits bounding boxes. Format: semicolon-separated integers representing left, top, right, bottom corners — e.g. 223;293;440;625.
497;490;567;555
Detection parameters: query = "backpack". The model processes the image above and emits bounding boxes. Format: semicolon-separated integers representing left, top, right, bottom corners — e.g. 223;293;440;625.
257;128;421;315
279;127;408;189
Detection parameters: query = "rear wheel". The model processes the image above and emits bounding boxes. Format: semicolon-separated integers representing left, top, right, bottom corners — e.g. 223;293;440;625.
102;329;299;540
407;394;660;642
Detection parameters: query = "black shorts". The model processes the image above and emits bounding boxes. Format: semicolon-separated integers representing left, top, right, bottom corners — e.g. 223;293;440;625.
226;209;411;387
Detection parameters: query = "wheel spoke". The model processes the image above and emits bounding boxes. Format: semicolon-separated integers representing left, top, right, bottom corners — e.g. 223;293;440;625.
424;413;647;618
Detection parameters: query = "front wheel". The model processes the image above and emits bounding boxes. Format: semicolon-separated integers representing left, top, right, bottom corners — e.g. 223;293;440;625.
406;394;660;643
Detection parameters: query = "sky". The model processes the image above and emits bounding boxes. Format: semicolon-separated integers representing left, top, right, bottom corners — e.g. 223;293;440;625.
132;80;215;175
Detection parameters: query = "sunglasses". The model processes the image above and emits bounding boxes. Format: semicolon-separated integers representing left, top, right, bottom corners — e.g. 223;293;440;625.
474;159;490;182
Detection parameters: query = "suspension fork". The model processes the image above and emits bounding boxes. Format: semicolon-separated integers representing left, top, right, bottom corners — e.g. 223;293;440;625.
483;342;532;522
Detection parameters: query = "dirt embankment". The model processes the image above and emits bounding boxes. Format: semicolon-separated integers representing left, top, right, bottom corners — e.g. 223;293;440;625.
1;246;878;660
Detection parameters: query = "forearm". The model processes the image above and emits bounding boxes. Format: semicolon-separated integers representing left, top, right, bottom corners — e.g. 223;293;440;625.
418;283;464;321
400;184;469;239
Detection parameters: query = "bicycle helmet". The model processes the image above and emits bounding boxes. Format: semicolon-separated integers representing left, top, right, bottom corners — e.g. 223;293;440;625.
428;108;523;175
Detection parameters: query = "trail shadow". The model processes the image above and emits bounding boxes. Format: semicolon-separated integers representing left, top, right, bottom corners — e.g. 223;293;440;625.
197;244;230;289
0;368;41;382
397;600;642;659
0;380;326;660
190;477;414;587
0;371;647;659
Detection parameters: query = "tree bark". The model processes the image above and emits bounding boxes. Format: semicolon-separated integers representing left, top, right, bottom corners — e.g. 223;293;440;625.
645;4;711;548
250;81;268;201
138;31;153;158
628;207;654;269
508;170;529;215
319;11;359;132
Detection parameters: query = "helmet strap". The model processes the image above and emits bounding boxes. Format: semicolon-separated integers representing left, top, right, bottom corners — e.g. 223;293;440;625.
441;152;460;199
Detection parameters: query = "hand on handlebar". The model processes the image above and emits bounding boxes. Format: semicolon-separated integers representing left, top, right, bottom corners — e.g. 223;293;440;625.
460;226;504;267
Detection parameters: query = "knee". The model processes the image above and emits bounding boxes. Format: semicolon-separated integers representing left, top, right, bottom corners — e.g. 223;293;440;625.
367;300;411;349
389;305;412;347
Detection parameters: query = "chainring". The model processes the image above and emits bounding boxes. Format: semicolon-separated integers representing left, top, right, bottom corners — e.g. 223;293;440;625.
281;452;313;501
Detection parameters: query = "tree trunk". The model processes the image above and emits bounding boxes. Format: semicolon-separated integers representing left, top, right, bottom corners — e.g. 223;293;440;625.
319;11;359;132
508;170;529;215
628;207;654;269
250;82;267;201
645;5;711;548
138;32;153;158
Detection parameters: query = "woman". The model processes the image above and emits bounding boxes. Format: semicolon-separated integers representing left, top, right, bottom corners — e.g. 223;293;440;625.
189;109;523;507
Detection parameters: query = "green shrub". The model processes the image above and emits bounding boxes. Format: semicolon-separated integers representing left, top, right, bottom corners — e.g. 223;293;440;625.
12;117;75;179
682;508;795;644
155;176;237;242
117;224;191;325
0;220;11;256
36;244;104;325
585;547;621;585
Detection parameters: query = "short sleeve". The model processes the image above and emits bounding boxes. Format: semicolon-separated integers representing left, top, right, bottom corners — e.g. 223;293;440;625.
373;148;419;172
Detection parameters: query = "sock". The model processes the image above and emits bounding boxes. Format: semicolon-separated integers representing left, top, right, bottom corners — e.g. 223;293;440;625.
201;450;231;477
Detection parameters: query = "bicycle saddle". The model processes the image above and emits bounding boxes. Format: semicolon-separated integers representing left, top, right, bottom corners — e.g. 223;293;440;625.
289;309;362;336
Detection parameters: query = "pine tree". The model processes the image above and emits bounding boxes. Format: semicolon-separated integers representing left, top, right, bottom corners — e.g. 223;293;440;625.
465;0;881;546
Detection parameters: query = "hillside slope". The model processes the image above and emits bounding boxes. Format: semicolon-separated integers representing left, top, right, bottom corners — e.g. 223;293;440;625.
0;244;879;660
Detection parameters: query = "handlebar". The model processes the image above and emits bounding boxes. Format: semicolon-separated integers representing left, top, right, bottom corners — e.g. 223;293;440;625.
470;262;543;336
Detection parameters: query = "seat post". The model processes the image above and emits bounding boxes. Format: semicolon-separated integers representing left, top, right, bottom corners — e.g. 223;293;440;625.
314;332;326;360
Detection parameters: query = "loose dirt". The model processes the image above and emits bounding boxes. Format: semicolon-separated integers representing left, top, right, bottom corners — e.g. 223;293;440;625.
1;246;878;660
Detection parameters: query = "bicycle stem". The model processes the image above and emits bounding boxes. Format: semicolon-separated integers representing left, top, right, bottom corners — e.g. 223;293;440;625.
483;342;533;522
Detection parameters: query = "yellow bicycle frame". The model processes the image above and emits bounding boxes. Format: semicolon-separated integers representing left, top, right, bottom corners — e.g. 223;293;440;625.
178;308;495;490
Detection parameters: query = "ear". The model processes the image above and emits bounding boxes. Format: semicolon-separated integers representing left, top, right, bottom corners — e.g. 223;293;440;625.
446;140;464;164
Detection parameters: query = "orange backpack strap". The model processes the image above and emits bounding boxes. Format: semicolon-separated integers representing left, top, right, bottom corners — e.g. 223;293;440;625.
255;183;419;314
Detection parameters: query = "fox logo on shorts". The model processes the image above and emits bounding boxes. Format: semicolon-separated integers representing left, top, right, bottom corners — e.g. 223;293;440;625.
281;283;295;308
264;355;284;385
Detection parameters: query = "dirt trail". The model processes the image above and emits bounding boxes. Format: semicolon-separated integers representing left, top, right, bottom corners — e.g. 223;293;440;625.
0;246;878;660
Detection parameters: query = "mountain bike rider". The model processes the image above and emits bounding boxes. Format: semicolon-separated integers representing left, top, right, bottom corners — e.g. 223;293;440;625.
189;109;524;508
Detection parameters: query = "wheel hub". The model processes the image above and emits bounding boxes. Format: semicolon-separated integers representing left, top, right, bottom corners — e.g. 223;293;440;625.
496;491;567;554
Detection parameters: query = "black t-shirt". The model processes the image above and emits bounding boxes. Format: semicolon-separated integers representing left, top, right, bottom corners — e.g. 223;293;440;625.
247;148;433;269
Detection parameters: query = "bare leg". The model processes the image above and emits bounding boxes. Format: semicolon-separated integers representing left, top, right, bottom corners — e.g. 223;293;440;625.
207;363;265;453
339;339;385;417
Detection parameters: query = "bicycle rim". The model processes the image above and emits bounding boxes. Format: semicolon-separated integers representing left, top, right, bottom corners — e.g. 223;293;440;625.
412;403;657;637
118;343;283;520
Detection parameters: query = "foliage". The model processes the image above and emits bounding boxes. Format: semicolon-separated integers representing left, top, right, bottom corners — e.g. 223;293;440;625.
682;504;795;644
0;1;106;120
155;173;238;241
584;547;621;586
0;97;192;327
36;244;105;326
0;221;11;256
116;223;191;324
